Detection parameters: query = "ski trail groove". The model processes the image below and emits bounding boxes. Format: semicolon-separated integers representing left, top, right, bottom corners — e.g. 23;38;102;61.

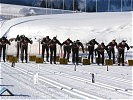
3;62;104;99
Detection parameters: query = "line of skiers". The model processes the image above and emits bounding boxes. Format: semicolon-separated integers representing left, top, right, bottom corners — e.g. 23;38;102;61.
0;35;132;66
41;36;84;64
87;39;130;66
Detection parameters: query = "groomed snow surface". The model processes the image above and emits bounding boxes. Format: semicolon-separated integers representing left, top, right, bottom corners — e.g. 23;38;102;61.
0;61;133;99
0;8;133;99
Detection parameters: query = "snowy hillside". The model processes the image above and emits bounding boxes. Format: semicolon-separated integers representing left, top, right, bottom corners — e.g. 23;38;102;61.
1;12;132;45
0;4;133;99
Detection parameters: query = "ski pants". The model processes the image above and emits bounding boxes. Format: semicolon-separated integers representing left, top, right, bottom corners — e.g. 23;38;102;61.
50;47;56;63
0;45;6;62
63;46;71;61
72;49;79;64
118;50;124;64
88;51;94;63
42;45;49;61
88;47;94;63
97;51;104;65
21;46;28;62
108;48;115;64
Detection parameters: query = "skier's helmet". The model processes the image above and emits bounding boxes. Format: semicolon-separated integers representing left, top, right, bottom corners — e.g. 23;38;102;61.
46;36;49;39
101;42;104;45
53;37;56;40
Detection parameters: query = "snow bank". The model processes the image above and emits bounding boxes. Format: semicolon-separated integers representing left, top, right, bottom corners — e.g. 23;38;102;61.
1;12;132;45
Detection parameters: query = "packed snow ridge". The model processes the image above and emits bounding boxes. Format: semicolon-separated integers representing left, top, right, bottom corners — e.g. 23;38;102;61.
1;12;132;45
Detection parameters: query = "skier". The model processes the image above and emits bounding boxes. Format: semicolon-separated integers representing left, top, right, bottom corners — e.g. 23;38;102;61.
41;36;51;62
95;42;106;65
71;40;84;65
49;37;62;64
0;37;11;62
15;35;21;60
117;40;130;66
106;39;117;64
62;38;73;62
86;39;99;63
20;35;33;63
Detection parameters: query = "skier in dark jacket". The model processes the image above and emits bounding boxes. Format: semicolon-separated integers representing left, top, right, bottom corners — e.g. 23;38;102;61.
49;37;62;64
106;39;117;64
15;35;21;60
71;40;84;65
41;36;51;62
95;42;106;65
62;38;73;62
0;37;11;62
117;40;130;66
20;35;32;63
86;39;99;63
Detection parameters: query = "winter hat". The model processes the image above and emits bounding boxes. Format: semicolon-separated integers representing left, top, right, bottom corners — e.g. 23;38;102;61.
2;36;6;39
53;37;56;40
92;38;96;41
46;36;49;39
67;38;70;41
101;42;104;45
122;40;126;42
112;39;116;41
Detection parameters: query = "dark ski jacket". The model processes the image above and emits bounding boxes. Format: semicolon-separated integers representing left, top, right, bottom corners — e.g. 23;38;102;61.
62;39;73;47
20;37;32;47
48;38;62;48
95;43;106;54
117;42;130;51
87;39;99;52
71;41;84;53
0;37;10;46
106;41;117;50
41;37;51;46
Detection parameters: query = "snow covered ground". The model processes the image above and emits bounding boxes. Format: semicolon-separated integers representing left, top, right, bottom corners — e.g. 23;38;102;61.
0;4;133;99
0;61;133;99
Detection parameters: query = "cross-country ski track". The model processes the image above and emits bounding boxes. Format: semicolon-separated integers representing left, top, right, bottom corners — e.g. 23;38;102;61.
1;62;132;99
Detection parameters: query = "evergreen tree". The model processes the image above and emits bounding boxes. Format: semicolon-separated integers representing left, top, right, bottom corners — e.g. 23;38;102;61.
40;0;46;8
69;1;73;10
74;0;79;11
59;0;66;10
51;1;55;9
69;0;79;11
59;0;63;9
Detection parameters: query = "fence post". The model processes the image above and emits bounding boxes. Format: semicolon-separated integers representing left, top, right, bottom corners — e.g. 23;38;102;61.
91;73;95;83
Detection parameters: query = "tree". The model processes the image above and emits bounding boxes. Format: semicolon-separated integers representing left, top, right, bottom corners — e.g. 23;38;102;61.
59;0;66;10
69;0;79;11
47;0;51;8
51;1;55;9
74;0;80;11
40;0;46;8
69;1;73;10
